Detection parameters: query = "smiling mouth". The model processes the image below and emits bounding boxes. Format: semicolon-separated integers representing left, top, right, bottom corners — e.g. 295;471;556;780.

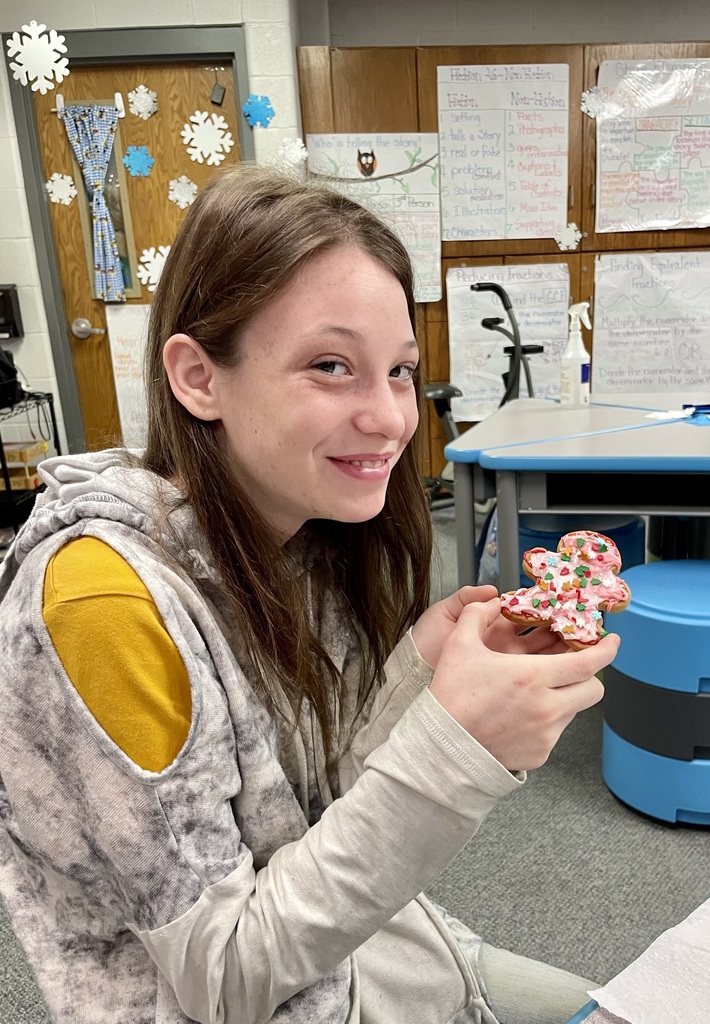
340;458;388;468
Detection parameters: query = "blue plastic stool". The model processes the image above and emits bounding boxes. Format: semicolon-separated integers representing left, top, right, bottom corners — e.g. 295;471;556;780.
517;514;645;588
565;1000;598;1023
601;560;710;824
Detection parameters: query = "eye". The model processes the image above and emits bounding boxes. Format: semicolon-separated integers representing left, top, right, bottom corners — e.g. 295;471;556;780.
390;363;417;381
313;359;350;376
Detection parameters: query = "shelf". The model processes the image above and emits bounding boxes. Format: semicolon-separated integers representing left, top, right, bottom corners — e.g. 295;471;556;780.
0;391;54;424
0;391;58;533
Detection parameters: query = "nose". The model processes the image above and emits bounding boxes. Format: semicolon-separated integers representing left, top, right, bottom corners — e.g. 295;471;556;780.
352;380;410;439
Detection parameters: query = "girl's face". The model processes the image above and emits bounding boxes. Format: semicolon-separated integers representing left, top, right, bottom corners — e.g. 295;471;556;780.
212;245;420;541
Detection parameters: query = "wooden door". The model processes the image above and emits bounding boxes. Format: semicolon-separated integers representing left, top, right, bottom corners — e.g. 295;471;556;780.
33;62;242;449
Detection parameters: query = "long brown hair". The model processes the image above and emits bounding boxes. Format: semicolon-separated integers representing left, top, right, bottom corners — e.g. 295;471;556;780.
143;165;433;764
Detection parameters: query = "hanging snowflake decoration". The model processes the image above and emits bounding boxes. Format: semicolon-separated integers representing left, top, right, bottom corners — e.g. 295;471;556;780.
127;84;158;121
136;246;171;293
5;20;70;95
168;175;198;210
554;223;583;252
242;94;275;128
580;87;608;119
45;172;78;206
181;110;235;166
123;145;155;177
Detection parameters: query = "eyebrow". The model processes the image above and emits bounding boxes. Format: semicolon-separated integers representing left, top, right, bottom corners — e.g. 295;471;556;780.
312;325;419;350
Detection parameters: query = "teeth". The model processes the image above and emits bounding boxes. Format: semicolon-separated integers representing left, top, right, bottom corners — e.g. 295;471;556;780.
349;459;384;468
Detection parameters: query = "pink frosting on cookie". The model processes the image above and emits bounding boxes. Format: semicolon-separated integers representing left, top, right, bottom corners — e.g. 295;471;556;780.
500;530;630;646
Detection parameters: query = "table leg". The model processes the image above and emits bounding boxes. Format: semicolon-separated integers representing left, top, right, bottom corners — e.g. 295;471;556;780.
454;462;477;587
497;471;520;592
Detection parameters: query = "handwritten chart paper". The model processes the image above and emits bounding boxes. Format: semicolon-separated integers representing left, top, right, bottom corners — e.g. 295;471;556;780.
595;59;710;232
105;304;150;447
307;133;441;301
446;264;570;420
437;65;569;241
593;251;710;394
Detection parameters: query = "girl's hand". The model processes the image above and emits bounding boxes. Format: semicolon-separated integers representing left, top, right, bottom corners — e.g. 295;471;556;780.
429;598;619;772
411;586;498;668
411;586;567;669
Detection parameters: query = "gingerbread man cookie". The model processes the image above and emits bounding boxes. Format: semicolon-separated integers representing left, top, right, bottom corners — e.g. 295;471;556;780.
500;530;631;649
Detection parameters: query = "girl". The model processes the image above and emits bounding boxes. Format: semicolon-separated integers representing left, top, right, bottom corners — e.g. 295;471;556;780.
0;166;617;1024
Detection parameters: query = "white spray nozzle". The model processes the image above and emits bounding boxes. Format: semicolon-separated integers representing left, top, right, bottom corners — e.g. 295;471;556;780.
568;301;592;330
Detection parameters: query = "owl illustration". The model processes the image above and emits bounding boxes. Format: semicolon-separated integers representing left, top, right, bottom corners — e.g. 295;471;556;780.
357;149;377;177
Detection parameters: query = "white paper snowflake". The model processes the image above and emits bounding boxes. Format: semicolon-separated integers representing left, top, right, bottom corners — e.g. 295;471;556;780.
136;245;171;293
580;87;608;119
128;84;158;121
554;223;583;252
168;175;198;210
276;137;309;169
45;172;77;206
181;110;234;167
5;20;70;95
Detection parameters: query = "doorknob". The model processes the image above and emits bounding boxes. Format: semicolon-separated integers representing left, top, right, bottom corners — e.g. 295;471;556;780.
71;317;106;340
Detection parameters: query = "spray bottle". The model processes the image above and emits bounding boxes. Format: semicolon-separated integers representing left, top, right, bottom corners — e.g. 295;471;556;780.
560;301;592;407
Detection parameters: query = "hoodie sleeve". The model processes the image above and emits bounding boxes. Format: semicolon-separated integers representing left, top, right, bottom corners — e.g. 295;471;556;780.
15;540;522;1024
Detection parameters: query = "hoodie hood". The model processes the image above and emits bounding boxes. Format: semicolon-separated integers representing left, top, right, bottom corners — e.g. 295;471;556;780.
0;449;212;595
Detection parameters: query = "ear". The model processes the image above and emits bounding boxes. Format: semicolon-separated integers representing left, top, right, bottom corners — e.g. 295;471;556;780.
163;334;222;422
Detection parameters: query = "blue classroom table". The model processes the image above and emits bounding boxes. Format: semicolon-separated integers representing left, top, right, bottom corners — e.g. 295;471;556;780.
444;393;710;592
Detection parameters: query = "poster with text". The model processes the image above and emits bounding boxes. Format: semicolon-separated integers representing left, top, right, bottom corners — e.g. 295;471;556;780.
437;64;569;242
446;263;570;421
592;251;710;394
105;304;150;447
595;59;710;232
306;133;441;301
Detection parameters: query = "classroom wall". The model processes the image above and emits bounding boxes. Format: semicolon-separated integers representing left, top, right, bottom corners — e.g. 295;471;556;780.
0;0;302;450
316;0;710;47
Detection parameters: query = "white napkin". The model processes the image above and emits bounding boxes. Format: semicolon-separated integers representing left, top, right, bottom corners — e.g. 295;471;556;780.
588;898;710;1024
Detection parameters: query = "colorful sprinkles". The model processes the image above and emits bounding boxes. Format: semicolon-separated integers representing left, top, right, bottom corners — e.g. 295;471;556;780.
500;530;631;647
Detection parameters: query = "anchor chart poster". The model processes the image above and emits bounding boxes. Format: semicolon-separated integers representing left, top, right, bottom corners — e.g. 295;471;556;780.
593;251;710;394
437;64;569;241
595;59;710;233
306;133;441;301
446;263;571;420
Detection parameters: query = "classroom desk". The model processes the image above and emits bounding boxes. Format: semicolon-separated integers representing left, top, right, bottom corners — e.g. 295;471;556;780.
444;393;710;592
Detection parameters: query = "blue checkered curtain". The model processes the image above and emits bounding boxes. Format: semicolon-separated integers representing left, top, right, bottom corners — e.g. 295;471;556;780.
59;104;125;302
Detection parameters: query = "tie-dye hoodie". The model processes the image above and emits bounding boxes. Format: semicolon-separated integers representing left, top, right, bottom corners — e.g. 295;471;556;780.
0;450;522;1024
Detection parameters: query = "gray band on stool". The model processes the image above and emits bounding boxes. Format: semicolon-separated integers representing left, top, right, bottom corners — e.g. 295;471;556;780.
603;666;710;762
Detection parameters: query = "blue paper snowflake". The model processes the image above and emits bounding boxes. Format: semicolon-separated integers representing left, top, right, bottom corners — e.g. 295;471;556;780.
242;94;275;128
122;145;155;177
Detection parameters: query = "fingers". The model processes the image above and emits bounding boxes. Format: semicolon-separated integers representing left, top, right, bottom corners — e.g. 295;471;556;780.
453;596;502;638
544;632;620;688
556;673;606;717
440;585;500;623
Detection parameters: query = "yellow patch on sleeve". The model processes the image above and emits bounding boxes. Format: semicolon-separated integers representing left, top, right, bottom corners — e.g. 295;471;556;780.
43;536;192;772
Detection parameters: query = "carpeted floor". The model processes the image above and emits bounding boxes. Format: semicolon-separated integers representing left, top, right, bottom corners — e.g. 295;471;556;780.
1;509;708;1021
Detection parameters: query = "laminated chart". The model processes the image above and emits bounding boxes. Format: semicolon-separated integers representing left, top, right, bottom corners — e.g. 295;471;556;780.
306;133;441;301
437;64;569;241
595;60;710;233
446;263;570;421
105;304;151;446
592;251;710;394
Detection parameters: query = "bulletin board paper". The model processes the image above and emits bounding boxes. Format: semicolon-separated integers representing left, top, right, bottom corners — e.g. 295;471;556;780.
592;251;710;394
595;59;710;233
105;304;150;447
437;64;569;242
446;264;570;421
306;133;441;302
